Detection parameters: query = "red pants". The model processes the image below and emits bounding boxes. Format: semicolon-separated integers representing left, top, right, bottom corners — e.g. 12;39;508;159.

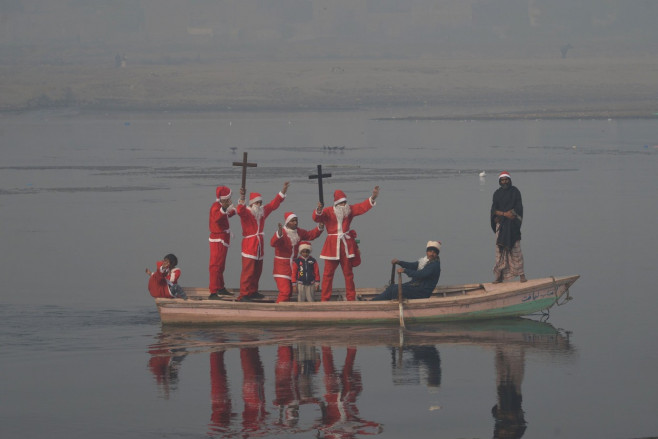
275;278;292;303
209;242;229;293
321;255;356;301
209;351;231;430
240;347;267;430
239;257;263;298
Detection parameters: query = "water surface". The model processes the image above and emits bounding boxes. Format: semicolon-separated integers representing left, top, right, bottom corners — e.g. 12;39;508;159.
1;111;657;438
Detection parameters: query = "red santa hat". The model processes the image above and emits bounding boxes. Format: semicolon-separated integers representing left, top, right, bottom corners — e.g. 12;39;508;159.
248;192;263;205
284;212;297;225
333;190;347;206
298;241;312;253
215;186;231;201
498;171;511;181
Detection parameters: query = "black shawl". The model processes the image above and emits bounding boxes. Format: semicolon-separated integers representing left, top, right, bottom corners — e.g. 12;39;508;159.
490;183;523;249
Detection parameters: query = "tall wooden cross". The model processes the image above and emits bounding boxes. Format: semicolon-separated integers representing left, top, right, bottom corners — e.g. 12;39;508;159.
232;152;257;192
308;164;332;206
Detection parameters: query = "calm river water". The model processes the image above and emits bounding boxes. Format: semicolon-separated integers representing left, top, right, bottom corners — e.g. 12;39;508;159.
1;110;657;438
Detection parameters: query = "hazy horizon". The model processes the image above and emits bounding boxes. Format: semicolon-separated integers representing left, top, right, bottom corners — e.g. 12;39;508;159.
2;0;657;65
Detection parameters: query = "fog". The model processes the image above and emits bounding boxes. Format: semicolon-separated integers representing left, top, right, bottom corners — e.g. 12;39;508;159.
2;0;657;65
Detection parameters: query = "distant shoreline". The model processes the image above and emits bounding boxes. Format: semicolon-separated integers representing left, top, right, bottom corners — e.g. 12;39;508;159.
2;57;657;119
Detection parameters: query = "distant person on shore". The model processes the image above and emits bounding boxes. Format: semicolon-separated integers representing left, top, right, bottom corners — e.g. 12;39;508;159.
271;212;324;303
146;253;186;299
491;171;526;283
208;186;236;300
370;241;441;301
312;186;379;301
292;241;321;302
236;182;289;301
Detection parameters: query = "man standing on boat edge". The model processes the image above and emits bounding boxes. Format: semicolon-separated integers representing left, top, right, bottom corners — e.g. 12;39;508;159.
491;171;526;283
313;186;379;301
236;181;289;301
208;186;236;300
270;211;324;303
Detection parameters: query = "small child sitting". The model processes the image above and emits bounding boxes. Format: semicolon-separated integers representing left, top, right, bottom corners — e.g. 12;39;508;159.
146;253;187;299
292;242;320;302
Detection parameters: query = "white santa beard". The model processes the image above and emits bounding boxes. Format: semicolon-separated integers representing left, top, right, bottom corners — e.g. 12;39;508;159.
286;228;300;246
249;204;264;220
334;204;351;225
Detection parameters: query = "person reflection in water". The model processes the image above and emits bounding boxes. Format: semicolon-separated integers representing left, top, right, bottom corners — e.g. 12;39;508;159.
240;346;269;431
319;346;381;438
390;345;441;388
147;336;187;400
274;345;300;427
208;350;233;434
491;345;527;439
273;344;322;428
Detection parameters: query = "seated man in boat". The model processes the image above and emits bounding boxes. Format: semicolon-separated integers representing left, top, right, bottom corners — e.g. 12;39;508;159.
146;253;186;299
370;241;441;301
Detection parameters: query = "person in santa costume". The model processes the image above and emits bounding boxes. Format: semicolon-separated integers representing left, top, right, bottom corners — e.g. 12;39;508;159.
270;212;324;303
146;253;185;299
236;181;289;301
208;186;236;300
312;186;379;301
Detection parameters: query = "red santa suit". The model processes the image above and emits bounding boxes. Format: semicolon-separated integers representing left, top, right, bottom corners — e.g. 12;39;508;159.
271;212;324;303
319;346;380;436
237;191;286;298
209;350;232;434
312;190;375;301
209;186;236;293
148;261;181;298
240;347;268;432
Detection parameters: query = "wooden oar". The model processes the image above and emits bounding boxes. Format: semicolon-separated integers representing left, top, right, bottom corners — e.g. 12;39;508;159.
397;271;406;329
390;263;396;286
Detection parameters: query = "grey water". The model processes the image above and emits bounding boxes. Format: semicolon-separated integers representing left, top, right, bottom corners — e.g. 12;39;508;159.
1;111;657;438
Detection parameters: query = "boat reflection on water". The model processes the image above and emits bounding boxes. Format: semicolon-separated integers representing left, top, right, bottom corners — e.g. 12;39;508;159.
146;318;574;438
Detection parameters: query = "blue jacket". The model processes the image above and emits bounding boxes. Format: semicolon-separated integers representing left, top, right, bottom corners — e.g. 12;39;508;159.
399;258;441;296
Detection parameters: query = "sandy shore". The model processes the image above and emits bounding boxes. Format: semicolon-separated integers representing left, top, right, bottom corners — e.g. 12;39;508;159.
2;57;657;119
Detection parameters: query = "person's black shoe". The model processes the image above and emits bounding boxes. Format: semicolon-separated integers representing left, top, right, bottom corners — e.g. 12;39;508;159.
251;292;265;300
236;295;252;302
217;288;233;296
208;293;222;300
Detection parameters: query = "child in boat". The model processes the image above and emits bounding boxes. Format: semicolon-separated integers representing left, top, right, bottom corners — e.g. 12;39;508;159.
146;253;186;299
292;242;320;302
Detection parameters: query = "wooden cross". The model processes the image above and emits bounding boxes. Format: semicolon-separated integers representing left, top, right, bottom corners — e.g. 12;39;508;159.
232;152;257;192
308;164;332;205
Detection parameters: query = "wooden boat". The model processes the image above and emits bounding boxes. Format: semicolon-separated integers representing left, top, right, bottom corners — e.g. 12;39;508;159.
155;274;579;325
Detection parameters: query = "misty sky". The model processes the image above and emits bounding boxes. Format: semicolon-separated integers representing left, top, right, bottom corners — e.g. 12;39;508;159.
1;0;657;62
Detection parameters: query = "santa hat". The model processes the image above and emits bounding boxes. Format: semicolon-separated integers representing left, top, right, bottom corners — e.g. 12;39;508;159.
248;192;263;205
498;171;511;181
299;241;312;253
333;190;347;206
426;240;441;253
215;186;231;201
284;212;297;226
